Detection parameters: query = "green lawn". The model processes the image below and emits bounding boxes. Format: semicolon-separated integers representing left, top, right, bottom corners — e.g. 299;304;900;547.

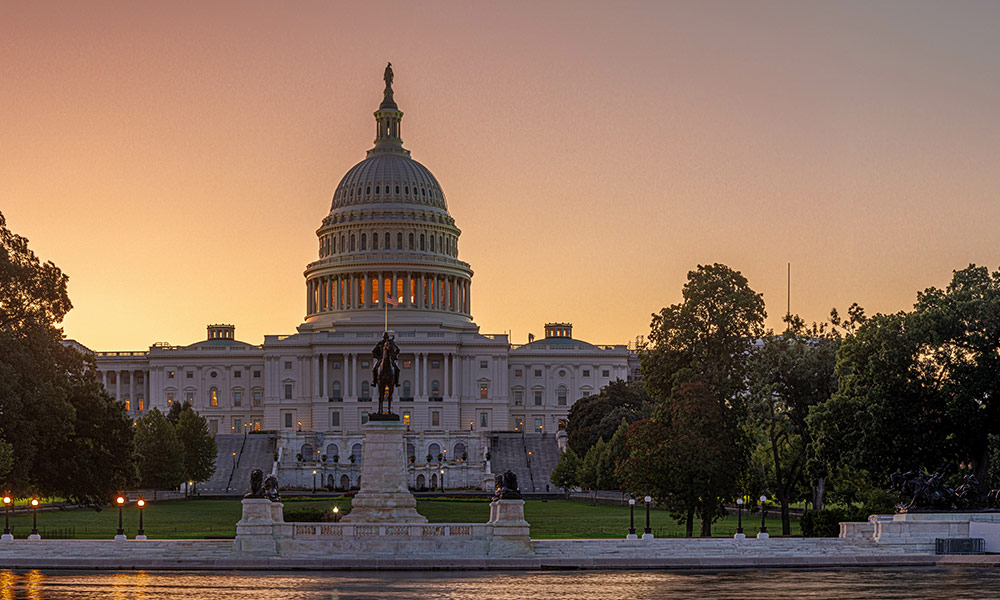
2;497;799;539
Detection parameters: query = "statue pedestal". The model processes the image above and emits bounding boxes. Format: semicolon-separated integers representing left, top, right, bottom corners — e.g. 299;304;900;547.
234;498;283;555
342;420;427;523
488;499;532;554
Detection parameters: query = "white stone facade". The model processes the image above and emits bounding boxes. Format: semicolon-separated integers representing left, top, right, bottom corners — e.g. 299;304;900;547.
72;69;628;487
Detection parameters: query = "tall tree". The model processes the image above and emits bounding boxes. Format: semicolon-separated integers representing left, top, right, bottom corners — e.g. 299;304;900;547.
565;380;651;456
577;438;606;503
0;210;134;502
748;316;839;534
175;406;218;485
134;409;186;496
641;263;766;416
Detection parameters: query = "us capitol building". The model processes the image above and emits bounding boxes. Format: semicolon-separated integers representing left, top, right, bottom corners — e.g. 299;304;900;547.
74;67;631;491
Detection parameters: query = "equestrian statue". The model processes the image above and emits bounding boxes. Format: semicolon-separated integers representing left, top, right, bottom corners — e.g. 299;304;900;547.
372;331;400;416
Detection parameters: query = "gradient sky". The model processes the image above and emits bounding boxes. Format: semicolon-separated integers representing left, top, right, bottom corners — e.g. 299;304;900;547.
3;1;999;350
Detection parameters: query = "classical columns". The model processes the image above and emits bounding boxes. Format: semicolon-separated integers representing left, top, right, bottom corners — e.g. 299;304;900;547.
443;353;450;398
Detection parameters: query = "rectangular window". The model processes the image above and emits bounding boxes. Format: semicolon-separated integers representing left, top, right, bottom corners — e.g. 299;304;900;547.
534;418;543;431
514;369;522;377
234;370;242;378
210;389;219;407
166;392;175;405
253;370;261;378
479;383;489;399
480;412;488;427
284;384;293;399
333;361;341;369
480;360;488;369
361;361;370;369
403;413;410;426
167;370;175;379
233;419;242;432
514;416;524;432
534;369;542;377
253;391;262;406
402;360;411;369
558;390;567;406
330;411;341;427
186;371;193;379
514;390;523;406
431;360;440;369
284;413;293;428
361;412;369;425
138;398;145;411
284;361;292;370
534;391;543;406
583;369;590;377
185;392;194;404
137;373;144;384
210;420;219;434
602;370;610;377
234;391;242;407
431;411;440;427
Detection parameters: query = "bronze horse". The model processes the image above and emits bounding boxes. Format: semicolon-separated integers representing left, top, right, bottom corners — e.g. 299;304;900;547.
376;351;395;415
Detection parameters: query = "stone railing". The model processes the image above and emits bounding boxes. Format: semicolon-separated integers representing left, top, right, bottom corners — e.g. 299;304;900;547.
290;522;491;540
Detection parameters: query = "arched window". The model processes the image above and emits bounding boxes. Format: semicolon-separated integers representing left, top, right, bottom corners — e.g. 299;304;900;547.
416;473;425;489
427;443;441;458
209;387;219;407
396;232;402;249
374;185;379;195
431;380;440;397
405;186;409;195
430;236;435;252
402;380;411;398
420;234;425;251
430;473;438;489
421;188;426;197
408;233;414;250
407;443;415;459
326;444;339;461
438;236;443;253
300;443;314;457
332;237;337;254
372;232;378;249
366;186;370;195
332;381;341;398
384;232;390;249
453;442;467;460
361;381;370;398
395;185;400;194
351;443;362;461
557;386;568;406
340;474;350;490
125;399;131;411
340;235;345;252
350;234;356;251
360;233;367;250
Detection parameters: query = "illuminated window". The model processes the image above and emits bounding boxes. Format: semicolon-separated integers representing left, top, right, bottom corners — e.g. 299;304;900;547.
166;392;175;405
210;387;219;406
167;370;175;379
138;398;145;411
403;413;410;426
124;399;131;411
514;369;522;377
403;360;412;368
253;390;262;406
479;383;488;399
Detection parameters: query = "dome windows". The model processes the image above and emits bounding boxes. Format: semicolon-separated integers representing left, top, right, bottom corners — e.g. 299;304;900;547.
397;232;403;249
375;186;379;195
384;232;390;249
409;233;414;250
372;232;378;250
420;234;425;251
366;186;371;195
360;233;367;251
430;236;435;253
395;186;400;194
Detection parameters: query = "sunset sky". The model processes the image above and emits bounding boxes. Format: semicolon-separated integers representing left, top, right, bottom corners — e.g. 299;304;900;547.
3;1;999;350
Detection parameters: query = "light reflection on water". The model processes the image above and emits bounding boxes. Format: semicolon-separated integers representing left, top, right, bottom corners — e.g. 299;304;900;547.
1;568;999;600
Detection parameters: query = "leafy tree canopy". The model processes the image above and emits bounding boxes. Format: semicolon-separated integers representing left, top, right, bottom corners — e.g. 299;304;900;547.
565;380;651;456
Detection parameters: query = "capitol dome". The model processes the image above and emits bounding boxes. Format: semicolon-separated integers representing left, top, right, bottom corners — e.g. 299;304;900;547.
300;65;475;332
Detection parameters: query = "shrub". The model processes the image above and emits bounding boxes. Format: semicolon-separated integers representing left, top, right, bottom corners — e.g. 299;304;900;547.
801;507;871;537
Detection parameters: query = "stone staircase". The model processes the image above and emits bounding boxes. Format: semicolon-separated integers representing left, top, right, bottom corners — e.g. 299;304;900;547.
489;433;560;493
198;434;276;495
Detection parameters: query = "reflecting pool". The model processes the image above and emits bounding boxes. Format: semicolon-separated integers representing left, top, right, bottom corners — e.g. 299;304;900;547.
1;568;999;599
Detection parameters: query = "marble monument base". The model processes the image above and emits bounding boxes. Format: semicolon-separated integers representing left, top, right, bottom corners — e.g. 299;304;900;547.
342;420;427;523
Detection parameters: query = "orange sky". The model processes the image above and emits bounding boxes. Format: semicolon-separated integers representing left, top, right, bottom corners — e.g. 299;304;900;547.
3;1;999;350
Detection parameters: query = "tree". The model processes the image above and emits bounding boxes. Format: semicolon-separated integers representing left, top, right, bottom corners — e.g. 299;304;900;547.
641;263;766;416
597;418;630;495
134;409;186;496
550;447;581;497
748;316;839;534
175;406;218;485
166;400;191;425
0;210;134;503
566;380;651;456
577;438;606;504
621;383;745;537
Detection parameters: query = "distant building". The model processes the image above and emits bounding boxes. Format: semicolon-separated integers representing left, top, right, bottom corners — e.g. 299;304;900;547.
72;69;628;488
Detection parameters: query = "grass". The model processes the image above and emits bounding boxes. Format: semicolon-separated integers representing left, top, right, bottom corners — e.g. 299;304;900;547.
2;497;800;539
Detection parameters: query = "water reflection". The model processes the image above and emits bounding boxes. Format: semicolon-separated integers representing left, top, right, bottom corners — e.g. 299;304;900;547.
0;568;998;599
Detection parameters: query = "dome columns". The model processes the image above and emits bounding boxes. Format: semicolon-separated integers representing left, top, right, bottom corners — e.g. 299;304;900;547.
305;269;471;320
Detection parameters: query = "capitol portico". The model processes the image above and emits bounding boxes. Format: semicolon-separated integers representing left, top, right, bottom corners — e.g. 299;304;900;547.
73;67;629;491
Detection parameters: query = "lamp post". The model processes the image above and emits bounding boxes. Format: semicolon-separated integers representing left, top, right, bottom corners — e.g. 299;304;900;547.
626;498;637;539
312;470;317;493
115;495;127;541
757;494;769;539
332;506;340;523
734;497;746;539
136;498;147;540
29;498;40;540
440;469;445;492
2;494;12;541
642;495;653;540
